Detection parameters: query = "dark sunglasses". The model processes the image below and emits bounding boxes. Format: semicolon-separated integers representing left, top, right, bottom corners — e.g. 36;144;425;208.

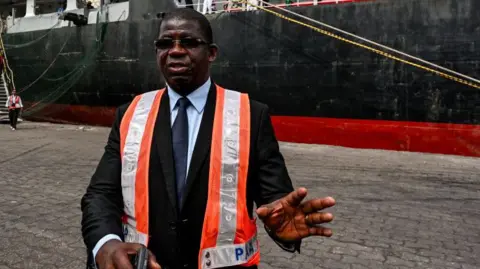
154;38;209;50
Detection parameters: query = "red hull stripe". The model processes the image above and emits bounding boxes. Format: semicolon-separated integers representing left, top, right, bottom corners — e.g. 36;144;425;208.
23;103;480;157
271;116;480;157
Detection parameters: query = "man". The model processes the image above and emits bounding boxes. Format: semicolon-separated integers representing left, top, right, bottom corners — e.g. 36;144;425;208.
5;89;22;131
81;8;335;269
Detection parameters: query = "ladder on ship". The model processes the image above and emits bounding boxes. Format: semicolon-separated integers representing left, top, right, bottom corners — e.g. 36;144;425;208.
0;25;18;123
0;72;9;122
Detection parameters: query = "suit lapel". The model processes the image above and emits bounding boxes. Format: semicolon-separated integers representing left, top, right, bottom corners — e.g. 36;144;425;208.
154;91;178;211
180;83;217;210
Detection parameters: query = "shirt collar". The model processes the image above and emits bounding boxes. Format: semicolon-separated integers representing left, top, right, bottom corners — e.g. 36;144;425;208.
167;78;211;113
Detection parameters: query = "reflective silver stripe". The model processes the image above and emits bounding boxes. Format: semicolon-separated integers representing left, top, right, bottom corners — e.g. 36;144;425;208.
120;90;158;246
217;89;241;246
201;232;258;269
124;223;148;244
201;89;259;269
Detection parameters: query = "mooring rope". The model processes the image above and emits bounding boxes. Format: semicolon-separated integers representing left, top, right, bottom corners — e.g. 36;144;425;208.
235;0;480;89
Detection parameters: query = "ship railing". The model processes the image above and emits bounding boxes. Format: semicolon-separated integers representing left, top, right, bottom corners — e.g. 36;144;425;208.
181;0;365;14
0;30;16;95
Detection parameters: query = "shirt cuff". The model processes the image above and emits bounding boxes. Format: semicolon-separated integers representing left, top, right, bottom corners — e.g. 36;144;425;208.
92;234;123;261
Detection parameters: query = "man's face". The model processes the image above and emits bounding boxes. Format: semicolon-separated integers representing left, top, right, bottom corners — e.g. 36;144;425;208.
156;18;217;93
12;90;16;95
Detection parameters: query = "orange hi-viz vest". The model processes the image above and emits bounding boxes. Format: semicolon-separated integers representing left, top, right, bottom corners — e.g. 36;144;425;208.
119;84;260;269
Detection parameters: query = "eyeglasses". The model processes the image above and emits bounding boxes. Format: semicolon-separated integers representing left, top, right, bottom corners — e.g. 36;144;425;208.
154;38;209;50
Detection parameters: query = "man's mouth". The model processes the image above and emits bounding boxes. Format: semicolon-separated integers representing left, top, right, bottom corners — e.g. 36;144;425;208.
167;63;189;74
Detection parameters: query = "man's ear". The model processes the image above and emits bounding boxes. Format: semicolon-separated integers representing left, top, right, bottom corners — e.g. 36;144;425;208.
208;43;218;62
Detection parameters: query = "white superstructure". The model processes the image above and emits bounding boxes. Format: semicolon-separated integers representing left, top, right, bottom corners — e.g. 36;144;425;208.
4;0;129;34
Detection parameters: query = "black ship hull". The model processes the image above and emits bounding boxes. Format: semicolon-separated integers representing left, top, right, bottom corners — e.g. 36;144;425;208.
3;0;480;156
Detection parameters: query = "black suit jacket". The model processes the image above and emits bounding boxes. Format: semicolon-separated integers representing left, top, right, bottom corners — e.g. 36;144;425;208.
81;83;300;269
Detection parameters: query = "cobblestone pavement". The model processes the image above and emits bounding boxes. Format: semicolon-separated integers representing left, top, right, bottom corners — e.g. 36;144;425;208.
0;122;479;269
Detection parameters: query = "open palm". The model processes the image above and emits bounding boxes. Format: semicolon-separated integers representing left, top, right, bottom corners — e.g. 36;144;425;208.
256;188;335;242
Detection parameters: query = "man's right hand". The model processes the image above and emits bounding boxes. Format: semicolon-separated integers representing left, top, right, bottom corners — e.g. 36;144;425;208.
96;240;162;269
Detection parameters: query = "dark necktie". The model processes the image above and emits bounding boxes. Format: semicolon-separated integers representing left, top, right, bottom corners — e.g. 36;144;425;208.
172;97;190;207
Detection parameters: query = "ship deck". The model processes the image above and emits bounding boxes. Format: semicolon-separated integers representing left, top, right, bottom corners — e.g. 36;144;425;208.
0;121;479;269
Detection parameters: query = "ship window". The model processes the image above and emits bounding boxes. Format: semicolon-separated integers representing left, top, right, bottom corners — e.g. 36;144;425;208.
6;2;27;18
35;1;66;15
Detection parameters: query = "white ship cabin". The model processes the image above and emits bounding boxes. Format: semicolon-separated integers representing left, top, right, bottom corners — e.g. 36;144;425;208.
0;0;129;33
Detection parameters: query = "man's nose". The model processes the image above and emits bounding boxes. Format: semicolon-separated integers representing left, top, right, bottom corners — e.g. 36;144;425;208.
168;41;188;56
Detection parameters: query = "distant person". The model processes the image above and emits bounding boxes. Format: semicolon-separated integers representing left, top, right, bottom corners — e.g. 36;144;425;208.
82;1;94;18
5;89;23;131
202;0;214;14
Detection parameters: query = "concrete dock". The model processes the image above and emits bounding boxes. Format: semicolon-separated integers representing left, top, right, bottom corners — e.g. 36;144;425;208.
0;122;479;269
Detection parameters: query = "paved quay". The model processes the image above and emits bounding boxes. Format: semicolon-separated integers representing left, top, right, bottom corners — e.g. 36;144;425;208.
0;121;479;269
